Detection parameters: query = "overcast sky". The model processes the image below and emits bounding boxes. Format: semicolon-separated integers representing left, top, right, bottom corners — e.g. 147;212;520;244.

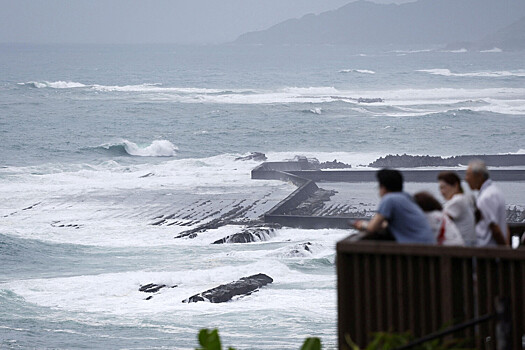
0;0;413;44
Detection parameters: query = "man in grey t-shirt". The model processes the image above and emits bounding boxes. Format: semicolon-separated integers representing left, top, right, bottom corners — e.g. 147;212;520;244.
354;169;435;244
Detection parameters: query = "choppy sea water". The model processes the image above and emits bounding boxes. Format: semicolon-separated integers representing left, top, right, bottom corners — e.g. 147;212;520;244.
1;44;524;349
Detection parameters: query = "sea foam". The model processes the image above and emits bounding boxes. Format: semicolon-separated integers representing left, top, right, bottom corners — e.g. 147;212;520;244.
95;140;178;157
418;69;525;78
19;81;87;89
122;140;178;157
339;69;376;74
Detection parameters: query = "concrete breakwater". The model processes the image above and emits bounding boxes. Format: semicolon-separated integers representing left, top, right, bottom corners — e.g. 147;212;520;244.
252;155;525;230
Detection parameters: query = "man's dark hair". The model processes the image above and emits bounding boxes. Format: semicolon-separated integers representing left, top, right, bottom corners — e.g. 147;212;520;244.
376;169;403;192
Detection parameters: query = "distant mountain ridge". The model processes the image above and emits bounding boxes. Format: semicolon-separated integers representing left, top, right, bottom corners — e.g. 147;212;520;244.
480;16;525;50
234;0;525;48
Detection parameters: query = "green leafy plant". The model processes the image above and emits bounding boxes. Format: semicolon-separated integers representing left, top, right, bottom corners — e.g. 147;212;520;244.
196;328;471;350
196;329;321;350
196;329;235;350
301;337;322;350
344;331;474;350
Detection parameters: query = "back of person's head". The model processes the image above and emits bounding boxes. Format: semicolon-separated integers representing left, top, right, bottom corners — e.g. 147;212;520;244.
468;160;490;180
437;171;464;193
376;169;403;192
414;192;443;212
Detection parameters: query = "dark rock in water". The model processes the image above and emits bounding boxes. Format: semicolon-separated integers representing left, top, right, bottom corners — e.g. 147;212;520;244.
507;206;525;223
235;152;267;162
358;97;383;103
183;273;273;303
139;283;177;293
51;221;83;229
319;159;352;169
286;242;315;257
212;224;280;244
369;153;525;168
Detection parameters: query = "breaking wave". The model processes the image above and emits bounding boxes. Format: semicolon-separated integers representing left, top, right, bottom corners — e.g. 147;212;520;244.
480;47;503;53
19;81;87;89
303;108;322;115
339;69;376;74
417;69;525;78
16;81;525;115
93;140;178;157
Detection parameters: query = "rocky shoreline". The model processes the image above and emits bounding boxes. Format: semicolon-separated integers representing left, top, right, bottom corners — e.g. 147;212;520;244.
368;153;525;168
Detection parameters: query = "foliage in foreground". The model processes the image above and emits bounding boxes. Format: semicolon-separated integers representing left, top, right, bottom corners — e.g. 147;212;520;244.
344;331;474;350
196;328;473;350
195;329;321;350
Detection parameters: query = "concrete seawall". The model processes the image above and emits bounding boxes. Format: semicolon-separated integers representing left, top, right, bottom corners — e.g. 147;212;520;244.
252;159;525;230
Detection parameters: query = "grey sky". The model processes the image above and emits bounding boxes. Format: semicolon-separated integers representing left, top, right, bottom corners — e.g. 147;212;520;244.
0;0;412;44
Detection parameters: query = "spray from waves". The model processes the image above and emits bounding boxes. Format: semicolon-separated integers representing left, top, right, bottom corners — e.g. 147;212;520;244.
18;81;87;89
442;48;468;53
303;108;322;115
417;69;525;78
18;81;258;95
92;140;178;157
480;47;503;53
339;69;376;74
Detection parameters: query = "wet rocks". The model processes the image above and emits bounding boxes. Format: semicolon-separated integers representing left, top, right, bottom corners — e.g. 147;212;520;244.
357;97;383;103
183;273;273;303
319;159;352;169
51;221;83;229
285;242;316;258
507;206;525;223
139;283;177;300
369;153;525;168
212;224;280;244
235;152;267;162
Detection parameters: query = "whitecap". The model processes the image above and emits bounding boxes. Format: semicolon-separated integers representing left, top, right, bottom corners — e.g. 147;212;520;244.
339;69;375;74
417;69;525;78
446;48;468;53
122;140;178;157
480;47;502;53
19;81;86;89
308;108;322;115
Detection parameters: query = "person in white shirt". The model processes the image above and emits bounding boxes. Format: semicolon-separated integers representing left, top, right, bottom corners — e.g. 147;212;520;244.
437;171;476;246
465;160;509;246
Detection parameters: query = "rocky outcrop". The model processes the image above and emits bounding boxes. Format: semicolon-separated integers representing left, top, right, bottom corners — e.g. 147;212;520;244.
174;202;263;239
357;97;383;103
319;159;352;169
139;283;177;300
212;224;280;244
235;152;267;162
369;154;525;168
283;242;318;258
507;207;525;223
182;273;273;303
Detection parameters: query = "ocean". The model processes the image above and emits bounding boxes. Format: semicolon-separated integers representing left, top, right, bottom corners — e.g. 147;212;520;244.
1;44;524;349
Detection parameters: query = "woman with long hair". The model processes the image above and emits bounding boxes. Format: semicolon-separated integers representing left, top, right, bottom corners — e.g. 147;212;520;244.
437;171;477;246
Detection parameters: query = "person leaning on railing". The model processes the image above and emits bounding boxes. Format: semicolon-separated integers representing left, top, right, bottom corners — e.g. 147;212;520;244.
437;171;477;246
352;169;436;244
465;160;510;246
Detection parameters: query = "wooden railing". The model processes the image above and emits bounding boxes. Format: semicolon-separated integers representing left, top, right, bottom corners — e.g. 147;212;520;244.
336;240;525;349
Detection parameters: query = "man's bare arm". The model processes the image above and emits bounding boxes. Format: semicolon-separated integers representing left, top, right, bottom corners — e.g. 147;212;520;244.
353;214;385;233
